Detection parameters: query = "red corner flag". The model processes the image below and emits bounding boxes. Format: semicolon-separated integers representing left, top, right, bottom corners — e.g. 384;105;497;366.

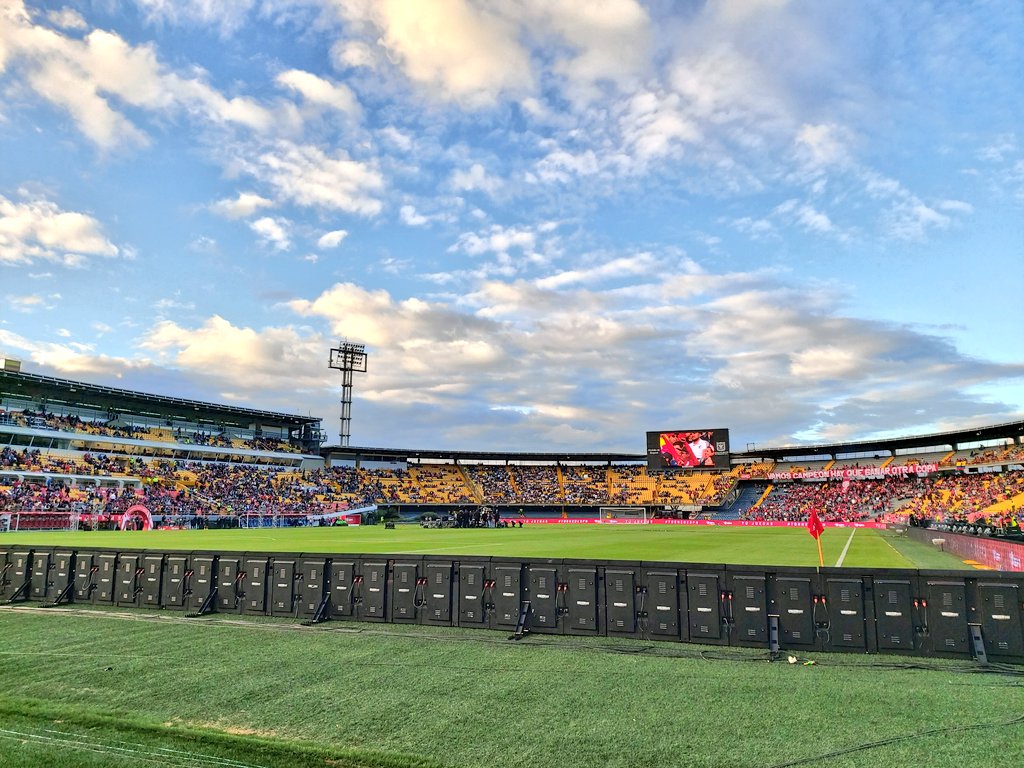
807;508;825;567
807;508;824;539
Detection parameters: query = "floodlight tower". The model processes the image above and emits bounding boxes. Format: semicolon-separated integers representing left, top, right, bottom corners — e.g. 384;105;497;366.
328;341;367;446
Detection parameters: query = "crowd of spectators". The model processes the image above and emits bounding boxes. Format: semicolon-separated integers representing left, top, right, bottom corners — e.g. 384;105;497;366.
898;470;1024;524
747;477;928;523
1;406;300;454
5;443;1024;530
561;465;609;505
745;471;1024;527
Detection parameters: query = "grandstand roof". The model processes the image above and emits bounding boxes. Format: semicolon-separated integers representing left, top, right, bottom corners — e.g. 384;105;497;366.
737;420;1024;460
326;446;644;464
0;370;320;430
326;420;1024;465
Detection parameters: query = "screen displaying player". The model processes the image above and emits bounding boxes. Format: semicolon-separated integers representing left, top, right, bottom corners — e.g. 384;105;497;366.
646;429;730;470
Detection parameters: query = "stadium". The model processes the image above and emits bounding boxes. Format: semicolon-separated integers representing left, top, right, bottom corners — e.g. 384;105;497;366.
2;362;1023;768
3;3;1023;767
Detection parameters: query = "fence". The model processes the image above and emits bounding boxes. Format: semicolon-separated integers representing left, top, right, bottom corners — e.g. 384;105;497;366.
2;545;1021;662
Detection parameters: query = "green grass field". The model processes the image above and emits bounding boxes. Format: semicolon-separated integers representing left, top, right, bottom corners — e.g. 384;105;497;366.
0;607;1021;768
1;525;1001;767
0;524;972;569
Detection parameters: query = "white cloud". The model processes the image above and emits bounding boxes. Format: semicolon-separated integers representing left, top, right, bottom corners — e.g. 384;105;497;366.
317;230;349;249
131;0;258;36
399;205;429;226
1;7;284;149
519;0;651;101
0;194;119;266
243;141;384;215
450;224;538;258
337;0;534;107
249;217;291;250
8;294;45;312
795;123;850;167
210;192;274;219
937;200;974;215
450;163;502;195
46;8;87;31
378;125;413;151
332;40;379;69
276;69;359;115
535;253;661;290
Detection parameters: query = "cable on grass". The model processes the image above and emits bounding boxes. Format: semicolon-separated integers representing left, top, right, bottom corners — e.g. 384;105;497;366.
765;712;1024;768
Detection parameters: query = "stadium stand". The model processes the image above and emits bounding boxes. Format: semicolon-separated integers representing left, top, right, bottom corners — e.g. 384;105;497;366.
2;368;1023;538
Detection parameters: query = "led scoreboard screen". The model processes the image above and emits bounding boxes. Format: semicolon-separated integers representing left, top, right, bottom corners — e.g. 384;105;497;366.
646;429;730;471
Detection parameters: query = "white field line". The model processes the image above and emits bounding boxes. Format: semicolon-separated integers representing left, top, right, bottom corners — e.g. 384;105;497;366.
835;527;857;567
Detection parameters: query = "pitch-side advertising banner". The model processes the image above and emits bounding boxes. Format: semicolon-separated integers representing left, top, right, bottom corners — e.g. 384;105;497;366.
521;518;887;528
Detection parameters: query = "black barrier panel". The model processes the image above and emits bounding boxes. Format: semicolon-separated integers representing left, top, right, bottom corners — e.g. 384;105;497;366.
459;562;488;625
74;552;95;602
30;549;53;600
605;567;637;636
298;558;328;618
527;564;561;632
330;559;357;618
926;579;970;656
391;561;421;623
729;573;768;646
873;578;916;652
51;550;75;603
977;582;1024;657
8;550;32;602
96;553;117;604
772;576;814;647
491;563;524;629
687;571;725;644
192;555;217;611
0;549;10;599
163;555;190;610
244;556;270;615
141;555;163;607
643;568;682;640
566;565;600;635
423;560;453;625
825;578;867;650
116;553;143;606
270;559;296;617
362;560;389;621
217;556;243;612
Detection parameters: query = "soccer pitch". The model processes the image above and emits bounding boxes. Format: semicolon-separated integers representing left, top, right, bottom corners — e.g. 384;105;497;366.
0;525;1010;768
0;607;1019;768
0;524;970;570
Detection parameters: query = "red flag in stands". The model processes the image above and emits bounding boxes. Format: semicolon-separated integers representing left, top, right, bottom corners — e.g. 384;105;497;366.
807;507;824;540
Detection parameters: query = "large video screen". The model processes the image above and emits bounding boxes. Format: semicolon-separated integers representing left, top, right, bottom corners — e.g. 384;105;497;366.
646;429;730;471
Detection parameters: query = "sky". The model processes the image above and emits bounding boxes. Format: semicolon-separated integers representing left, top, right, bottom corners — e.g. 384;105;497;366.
0;0;1022;454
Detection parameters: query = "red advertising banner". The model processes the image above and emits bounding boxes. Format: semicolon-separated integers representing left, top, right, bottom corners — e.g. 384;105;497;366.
926;532;1024;572
768;463;938;481
520;518;887;529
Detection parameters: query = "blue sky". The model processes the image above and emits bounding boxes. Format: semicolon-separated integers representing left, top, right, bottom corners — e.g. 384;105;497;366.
0;0;1022;452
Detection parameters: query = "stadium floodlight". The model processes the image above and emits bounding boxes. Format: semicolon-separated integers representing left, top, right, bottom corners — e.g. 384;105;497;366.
328;341;367;446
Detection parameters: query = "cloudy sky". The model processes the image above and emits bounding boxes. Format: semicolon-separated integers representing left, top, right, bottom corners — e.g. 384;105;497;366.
0;0;1022;453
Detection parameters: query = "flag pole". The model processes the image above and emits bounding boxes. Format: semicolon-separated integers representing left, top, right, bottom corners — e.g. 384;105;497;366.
815;535;824;567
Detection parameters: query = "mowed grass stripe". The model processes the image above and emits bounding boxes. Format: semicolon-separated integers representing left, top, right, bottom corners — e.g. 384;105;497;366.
0;525;969;569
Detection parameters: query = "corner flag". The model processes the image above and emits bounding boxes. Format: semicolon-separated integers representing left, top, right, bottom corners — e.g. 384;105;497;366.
807;508;824;539
807;508;825;567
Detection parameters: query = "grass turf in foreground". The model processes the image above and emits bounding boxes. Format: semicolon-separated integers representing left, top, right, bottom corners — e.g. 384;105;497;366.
1;607;1020;768
0;525;971;569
